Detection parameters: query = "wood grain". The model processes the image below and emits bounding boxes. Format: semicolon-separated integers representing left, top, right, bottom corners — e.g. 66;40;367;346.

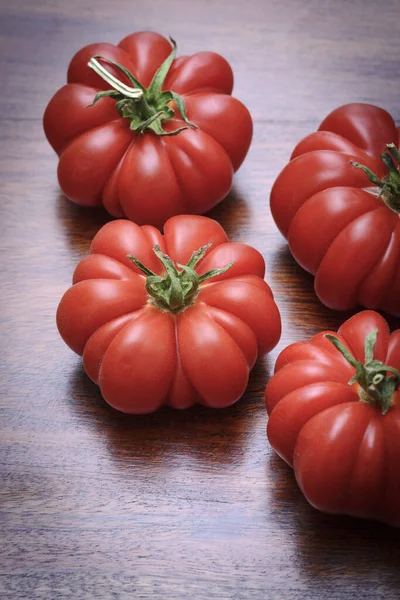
1;0;400;598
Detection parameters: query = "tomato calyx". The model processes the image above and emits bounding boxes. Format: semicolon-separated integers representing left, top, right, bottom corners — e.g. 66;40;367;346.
87;38;198;136
128;242;233;313
350;143;400;215
325;330;400;414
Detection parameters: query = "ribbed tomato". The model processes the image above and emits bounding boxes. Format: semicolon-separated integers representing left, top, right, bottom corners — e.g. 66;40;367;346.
265;310;400;527
43;32;252;228
270;103;400;316
57;215;281;414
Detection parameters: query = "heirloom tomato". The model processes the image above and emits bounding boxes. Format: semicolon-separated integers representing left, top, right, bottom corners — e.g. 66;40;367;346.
270;103;400;316
265;310;400;527
43;32;253;227
57;215;281;414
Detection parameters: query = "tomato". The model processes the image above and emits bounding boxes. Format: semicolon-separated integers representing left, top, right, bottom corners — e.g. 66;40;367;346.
57;215;281;414
43;32;253;228
270;103;400;316
265;310;400;527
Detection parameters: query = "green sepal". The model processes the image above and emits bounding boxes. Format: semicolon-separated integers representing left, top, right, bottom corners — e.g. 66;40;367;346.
176;265;199;297
116;98;143;120
379;365;400;378
87;89;125;108
146;37;177;101
126;241;233;313
146;274;164;287
325;330;400;415
348;374;358;386
162;106;175;119
170;91;198;128
186;242;213;269
325;334;359;369
381;152;398;174
165;276;185;311
199;262;234;283
149;122;189;137
350;143;400;214
159;125;189;136
129;114;145;131
387;143;400;163
381;378;398;415
364;329;378;363
159;90;198;129
153;245;179;278
156;90;174;108
350;161;384;188
146;277;170;307
366;359;386;370
131;111;164;133
126;254;156;277
151;246;185;310
147;119;166;135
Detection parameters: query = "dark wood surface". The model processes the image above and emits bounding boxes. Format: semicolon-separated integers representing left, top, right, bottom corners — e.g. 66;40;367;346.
1;0;400;598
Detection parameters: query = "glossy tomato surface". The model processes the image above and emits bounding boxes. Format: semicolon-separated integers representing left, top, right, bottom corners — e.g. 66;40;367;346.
43;32;253;227
57;215;281;414
270;103;400;316
265;310;400;527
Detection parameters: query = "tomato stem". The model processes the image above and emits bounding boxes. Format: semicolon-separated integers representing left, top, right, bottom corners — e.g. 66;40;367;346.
325;330;400;414
87;58;144;99
87;38;198;137
128;242;233;313
350;143;400;215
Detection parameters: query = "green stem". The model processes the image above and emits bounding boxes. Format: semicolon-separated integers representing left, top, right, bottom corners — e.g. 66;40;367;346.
128;242;233;313
325;330;400;415
350;143;400;215
88;57;143;99
87;38;197;136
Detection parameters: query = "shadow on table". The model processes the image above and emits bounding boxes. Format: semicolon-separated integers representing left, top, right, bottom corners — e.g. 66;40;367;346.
55;183;250;253
266;451;400;578
268;243;378;334
206;184;251;237
269;242;400;332
55;192;111;258
65;353;272;468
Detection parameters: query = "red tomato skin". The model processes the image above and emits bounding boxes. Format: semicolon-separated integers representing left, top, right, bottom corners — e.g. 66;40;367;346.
57;215;281;414
57;120;133;207
183;94;252;171
42;84;119;155
293;403;399;525
270;103;400;316
56;278;147;355
116;127;234;226
265;310;400;527
44;32;253;227
98;307;177;414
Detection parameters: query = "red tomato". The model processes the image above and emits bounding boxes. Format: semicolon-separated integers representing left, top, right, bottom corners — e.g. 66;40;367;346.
43;32;253;228
265;310;400;527
57;215;281;414
270;103;400;316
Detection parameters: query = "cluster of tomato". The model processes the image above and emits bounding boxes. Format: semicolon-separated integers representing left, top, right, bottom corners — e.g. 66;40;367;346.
44;32;400;527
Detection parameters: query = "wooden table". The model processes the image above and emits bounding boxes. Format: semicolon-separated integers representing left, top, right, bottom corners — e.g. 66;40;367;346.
1;0;400;598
